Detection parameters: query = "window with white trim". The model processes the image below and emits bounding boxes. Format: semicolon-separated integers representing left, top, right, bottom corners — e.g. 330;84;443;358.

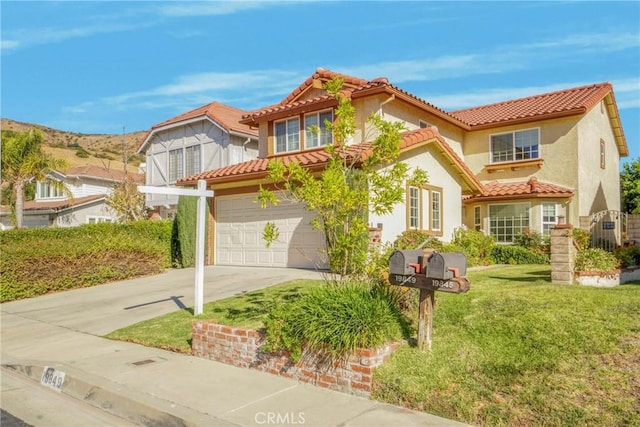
304;111;333;148
185;145;201;177
490;128;539;163
87;216;113;224
275;117;300;153
407;184;443;234
489;203;530;243
37;181;64;199
169;146;201;182
474;206;481;231
431;191;441;231
542;203;557;236
169;148;184;182
419;120;431;128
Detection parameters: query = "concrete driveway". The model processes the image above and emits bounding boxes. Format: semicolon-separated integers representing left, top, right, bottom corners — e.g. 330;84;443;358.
2;265;325;336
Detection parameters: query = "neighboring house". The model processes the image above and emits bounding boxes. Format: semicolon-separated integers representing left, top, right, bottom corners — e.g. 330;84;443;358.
0;165;145;229
136;101;259;219
175;68;628;268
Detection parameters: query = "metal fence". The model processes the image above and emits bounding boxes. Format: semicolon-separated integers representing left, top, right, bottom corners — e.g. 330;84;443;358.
589;210;628;251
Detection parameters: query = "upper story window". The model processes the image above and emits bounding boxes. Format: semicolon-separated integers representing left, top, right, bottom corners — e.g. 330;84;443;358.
275;118;300;154
37;181;64;199
305;111;333;148
169;145;201;182
419;120;431;128
490;128;539;163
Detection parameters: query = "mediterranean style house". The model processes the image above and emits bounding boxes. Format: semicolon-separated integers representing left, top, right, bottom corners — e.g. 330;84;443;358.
136;101;259;219
169;68;627;268
0;165;144;229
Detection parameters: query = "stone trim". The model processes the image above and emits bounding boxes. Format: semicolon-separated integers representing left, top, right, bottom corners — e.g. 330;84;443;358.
191;321;398;397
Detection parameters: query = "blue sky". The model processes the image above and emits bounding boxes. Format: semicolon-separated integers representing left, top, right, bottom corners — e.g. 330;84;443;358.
2;1;639;166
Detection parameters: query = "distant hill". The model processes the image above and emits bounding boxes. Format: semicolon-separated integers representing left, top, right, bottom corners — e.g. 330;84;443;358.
1;118;147;173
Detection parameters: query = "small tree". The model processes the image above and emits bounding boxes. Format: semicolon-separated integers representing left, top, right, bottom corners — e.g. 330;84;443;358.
621;157;640;214
106;180;147;222
1;129;67;228
258;78;426;278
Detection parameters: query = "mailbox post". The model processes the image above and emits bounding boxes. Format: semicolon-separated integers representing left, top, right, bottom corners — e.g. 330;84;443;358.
388;249;470;350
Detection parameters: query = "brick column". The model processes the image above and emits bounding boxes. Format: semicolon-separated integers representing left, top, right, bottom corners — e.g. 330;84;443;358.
551;224;575;284
628;214;640;244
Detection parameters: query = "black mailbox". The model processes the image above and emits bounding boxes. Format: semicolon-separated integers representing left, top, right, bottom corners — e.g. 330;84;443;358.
424;252;467;280
389;250;423;275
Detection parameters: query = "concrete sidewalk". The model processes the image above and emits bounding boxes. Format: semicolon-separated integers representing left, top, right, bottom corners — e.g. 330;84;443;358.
1;266;468;426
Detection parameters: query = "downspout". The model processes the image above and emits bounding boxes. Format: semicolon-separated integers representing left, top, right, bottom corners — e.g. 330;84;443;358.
379;94;395;117
242;138;252;162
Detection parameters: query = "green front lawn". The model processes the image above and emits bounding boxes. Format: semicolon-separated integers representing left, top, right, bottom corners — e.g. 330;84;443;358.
106;266;640;426
105;279;324;353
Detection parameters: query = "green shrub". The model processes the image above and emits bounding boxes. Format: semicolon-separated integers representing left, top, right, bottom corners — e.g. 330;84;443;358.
449;227;495;267
613;246;640;268
263;280;409;361
393;230;444;251
574;248;619;272
171;195;209;268
513;230;549;254
490;245;550;265
0;221;172;302
572;228;591;251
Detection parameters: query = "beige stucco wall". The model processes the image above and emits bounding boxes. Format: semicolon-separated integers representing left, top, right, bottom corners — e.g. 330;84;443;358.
462;116;583;225
370;143;464;244
577;98;621;215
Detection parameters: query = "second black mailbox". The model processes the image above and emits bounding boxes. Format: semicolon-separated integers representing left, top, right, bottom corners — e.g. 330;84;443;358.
424;252;467;279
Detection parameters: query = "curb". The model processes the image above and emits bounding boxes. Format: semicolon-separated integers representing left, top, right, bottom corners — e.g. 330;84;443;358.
1;362;235;427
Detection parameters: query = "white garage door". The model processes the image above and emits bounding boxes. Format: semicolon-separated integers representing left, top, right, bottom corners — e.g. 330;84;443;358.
215;193;327;269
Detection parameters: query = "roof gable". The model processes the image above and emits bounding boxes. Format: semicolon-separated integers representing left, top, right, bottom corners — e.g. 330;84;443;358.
136;101;258;153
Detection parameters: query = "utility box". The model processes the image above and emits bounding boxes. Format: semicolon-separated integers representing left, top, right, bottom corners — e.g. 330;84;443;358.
424;252;467;279
389;250;424;275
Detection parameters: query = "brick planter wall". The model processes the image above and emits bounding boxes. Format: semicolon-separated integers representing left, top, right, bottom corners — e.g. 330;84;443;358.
192;321;398;397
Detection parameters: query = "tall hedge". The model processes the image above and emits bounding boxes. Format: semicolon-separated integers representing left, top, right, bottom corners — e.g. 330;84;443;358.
0;221;172;302
171;195;209;268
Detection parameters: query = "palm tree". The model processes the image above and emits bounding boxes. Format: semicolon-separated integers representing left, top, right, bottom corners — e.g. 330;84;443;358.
1;128;67;228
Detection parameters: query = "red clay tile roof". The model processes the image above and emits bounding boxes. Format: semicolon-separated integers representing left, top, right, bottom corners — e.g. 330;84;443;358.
179;127;485;194
449;83;612;128
0;194;106;213
464;177;573;202
64;165;144;184
136;101;257;153
279;67;370;106
241;68;466;128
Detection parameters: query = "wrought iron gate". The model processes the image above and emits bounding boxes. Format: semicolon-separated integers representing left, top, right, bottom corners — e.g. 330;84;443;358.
589;210;627;251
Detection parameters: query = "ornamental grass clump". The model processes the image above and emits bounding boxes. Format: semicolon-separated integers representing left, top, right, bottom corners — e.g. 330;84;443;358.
263;280;410;361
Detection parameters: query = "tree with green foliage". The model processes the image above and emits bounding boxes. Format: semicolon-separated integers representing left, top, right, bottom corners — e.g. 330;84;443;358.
620;157;640;214
1;129;67;228
106;180;147;222
258;78;427;277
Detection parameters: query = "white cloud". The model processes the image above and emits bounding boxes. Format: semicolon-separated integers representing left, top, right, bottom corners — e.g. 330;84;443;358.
336;31;640;84
2;21;156;52
156;0;313;17
62;69;304;117
420;77;640;111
